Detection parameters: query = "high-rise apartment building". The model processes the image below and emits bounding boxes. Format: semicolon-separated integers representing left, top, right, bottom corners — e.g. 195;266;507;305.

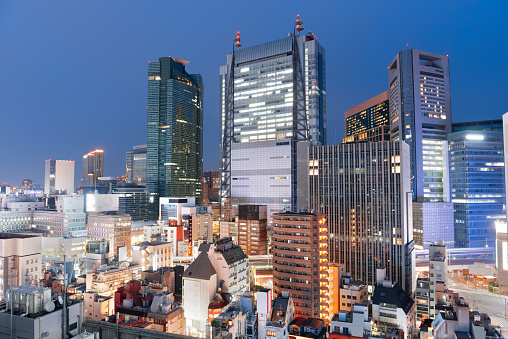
220;19;325;225
272;212;330;319
147;57;203;218
343;91;389;143
449;123;505;248
44;159;75;195
126;145;147;186
238;205;268;255
306;141;414;294
388;49;451;202
82;149;104;187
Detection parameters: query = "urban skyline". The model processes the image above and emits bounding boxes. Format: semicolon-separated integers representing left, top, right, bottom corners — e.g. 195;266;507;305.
1;2;507;186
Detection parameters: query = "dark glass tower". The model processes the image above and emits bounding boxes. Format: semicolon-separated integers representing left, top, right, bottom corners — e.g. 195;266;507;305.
147;57;203;218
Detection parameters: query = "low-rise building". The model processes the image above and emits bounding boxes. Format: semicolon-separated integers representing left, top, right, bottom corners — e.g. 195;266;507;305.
87;213;132;257
84;292;115;321
33;195;87;237
371;280;414;339
329;303;371;338
264;291;294;339
340;277;367;312
132;241;172;271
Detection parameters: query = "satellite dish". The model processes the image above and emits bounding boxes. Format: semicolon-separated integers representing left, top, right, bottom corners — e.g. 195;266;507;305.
45;301;55;312
57;296;63;305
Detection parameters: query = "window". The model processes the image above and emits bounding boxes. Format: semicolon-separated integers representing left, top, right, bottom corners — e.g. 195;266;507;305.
267;331;276;337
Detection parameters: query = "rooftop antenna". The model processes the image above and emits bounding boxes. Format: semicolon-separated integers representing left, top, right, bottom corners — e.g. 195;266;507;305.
234;31;241;50
295;15;304;36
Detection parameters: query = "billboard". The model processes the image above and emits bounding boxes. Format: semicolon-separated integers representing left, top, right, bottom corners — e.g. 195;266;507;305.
85;194;119;212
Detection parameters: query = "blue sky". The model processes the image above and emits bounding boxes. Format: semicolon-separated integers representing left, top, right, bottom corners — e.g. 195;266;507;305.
0;1;507;187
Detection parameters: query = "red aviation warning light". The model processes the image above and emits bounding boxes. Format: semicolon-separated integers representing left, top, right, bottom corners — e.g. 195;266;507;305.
295;14;304;36
234;31;241;50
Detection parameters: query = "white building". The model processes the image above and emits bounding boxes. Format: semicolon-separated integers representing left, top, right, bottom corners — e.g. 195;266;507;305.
42;236;86;259
199;237;248;299
84;292;114;321
33;195;87;237
0;195;44;233
44;159;75;195
329;303;371;338
0;285;84;338
182;251;218;336
132;241;172;271
263;291;294;339
0;233;42;301
372;280;414;339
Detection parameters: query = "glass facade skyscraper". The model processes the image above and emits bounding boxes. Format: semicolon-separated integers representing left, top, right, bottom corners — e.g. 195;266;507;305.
344;91;389;138
82;149;104;187
449;124;505;248
126;144;147;186
220;31;325;225
147;57;203;216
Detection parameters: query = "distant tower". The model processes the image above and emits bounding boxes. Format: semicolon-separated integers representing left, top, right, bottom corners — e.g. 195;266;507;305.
82;149;104;187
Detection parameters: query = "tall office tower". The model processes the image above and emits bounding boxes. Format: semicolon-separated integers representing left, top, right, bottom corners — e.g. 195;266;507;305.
44;159;75;195
389;49;451;201
147;57;203;218
343;91;390;144
307;141;415;294
82;149;104;187
272;212;330;318
111;184;150;222
449;121;505;248
126;145;147;186
220;17;326;225
389;49;452;249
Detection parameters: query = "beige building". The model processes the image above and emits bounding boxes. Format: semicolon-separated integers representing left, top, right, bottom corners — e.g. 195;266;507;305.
85;265;141;297
0;233;42;301
272;212;330;319
84;292;115;321
339;277;367;312
87;214;132;257
132;241;172;271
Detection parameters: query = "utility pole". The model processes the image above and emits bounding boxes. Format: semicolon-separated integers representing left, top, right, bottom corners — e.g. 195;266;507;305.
62;255;67;339
10;266;13;339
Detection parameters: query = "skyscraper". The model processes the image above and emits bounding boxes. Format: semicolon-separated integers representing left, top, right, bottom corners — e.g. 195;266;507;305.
126;144;147;186
82;149;104;187
449;121;505;248
343;91;390;143
220;17;325;225
307;141;414;294
389;49;453;249
388;49;451;202
147;57;203;216
44;159;75;195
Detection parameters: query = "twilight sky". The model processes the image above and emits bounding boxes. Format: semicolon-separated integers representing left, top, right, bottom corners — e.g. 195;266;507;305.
0;1;507;187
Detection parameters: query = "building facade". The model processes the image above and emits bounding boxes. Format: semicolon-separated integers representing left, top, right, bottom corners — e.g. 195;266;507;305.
307;141;415;294
126;144;147;186
111;184;150;222
0;234;42;301
147;57;203;218
449;127;505;248
33;195;87;237
238;205;268;255
344;91;389;139
220;25;325;225
272;212;330;319
87;214;132;257
44;159;75;195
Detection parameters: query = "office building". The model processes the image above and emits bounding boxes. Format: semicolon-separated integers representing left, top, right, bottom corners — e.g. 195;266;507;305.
33;195;87;237
20;179;33;191
449;125;505;248
429;241;447;315
126;144;147;186
307;141;414;294
344;91;389;142
452;119;503;132
272;212;330;319
111;184;150;222
202;170;220;203
0;233;42;301
220;19;325;225
146;57;203;218
389;49;451;202
495;221;508;287
82;149;104;187
132;241;172;271
0;195;44;233
44;159;75;195
238;205;268;255
413;202;454;249
87;214;132;257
